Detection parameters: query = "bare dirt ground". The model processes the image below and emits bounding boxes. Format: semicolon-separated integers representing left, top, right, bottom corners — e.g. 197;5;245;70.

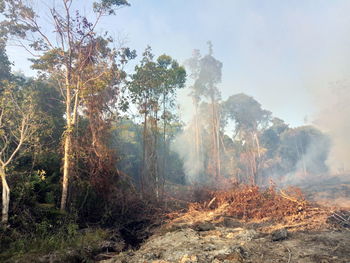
100;186;350;263
100;215;350;263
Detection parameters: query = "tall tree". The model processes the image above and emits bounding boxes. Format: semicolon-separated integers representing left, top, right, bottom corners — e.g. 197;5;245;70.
130;47;185;199
0;81;42;223
130;46;159;197
193;42;222;179
223;93;271;184
0;0;130;211
157;55;186;194
77;37;135;197
185;49;203;167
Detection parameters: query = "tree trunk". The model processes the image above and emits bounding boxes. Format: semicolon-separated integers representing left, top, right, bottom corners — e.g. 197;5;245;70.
61;74;72;211
194;104;200;159
154;110;159;201
210;97;220;179
1;167;9;224
215;103;221;178
162;95;167;200
61;132;71;211
141;111;148;195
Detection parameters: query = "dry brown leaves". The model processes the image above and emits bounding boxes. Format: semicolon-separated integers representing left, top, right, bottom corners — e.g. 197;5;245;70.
213;185;306;220
165;185;333;231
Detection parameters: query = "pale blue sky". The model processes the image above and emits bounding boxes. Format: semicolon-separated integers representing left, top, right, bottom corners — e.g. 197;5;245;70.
6;0;350;127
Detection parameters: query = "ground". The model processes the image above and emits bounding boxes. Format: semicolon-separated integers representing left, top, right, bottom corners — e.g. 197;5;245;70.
99;217;350;263
98;187;350;263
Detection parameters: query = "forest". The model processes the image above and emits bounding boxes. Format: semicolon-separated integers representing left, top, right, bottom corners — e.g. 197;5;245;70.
0;1;341;262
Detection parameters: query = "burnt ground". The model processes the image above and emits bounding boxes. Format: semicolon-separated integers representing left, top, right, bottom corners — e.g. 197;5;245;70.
99;218;350;263
95;184;350;263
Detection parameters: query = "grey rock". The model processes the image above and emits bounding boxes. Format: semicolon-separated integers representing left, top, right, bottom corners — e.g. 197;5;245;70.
195;222;215;231
221;217;242;228
271;228;288;241
236;229;258;241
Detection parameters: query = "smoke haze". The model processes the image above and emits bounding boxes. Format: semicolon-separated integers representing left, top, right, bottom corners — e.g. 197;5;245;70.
314;82;350;173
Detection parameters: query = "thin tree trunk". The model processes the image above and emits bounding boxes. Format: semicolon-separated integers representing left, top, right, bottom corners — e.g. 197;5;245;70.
60;6;73;211
252;132;260;183
211;99;216;177
154;110;159;201
61;73;72;211
61;131;71;211
215;103;221;178
194;101;203;178
210;97;220;179
162;94;166;200
194;104;200;159
141;111;148;195
295;141;306;177
1;167;9;224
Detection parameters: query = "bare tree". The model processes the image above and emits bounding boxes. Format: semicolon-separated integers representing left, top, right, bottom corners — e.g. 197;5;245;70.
0;83;40;224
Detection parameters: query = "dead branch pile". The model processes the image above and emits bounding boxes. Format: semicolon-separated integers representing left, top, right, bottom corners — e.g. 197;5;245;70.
212;185;307;220
167;185;310;221
162;185;337;232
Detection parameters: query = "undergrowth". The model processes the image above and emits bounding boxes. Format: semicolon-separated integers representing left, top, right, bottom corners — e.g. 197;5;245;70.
0;223;108;263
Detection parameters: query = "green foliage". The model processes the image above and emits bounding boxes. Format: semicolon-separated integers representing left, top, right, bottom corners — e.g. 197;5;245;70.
0;43;11;80
0;0;36;40
187;42;222;104
0;225;108;262
93;0;130;15
223;93;271;135
129;46;186;192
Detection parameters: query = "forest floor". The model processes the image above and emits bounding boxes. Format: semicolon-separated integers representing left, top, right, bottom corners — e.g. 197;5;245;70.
98;185;350;263
3;184;350;263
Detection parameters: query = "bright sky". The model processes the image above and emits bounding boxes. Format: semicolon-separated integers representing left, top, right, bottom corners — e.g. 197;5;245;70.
6;0;350;127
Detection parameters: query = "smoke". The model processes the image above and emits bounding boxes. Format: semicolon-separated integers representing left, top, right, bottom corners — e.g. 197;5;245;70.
278;133;330;186
313;81;350;173
171;120;205;184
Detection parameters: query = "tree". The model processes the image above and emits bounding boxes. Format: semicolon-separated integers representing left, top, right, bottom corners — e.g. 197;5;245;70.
129;46;160;197
129;47;185;199
0;82;41;223
187;42;223;180
157;54;186;194
260;117;289;159
0;0;130;211
278;126;330;178
76;37;135;198
185;49;202;167
0;43;11;81
223;93;271;184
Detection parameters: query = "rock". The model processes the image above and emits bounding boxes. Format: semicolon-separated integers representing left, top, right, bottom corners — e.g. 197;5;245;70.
215;247;245;263
99;240;126;253
271;228;288;241
203;244;216;251
180;254;198;263
215;252;243;262
194;222;215;231
221;217;242;228
144;251;163;260
164;223;192;233
236;229;258;241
